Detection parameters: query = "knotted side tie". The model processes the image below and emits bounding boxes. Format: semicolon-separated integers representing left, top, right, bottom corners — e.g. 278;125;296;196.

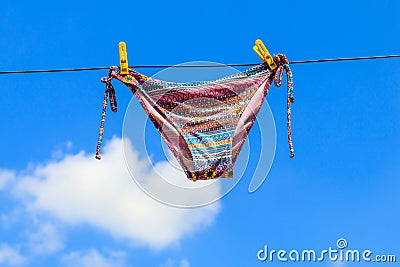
95;69;118;160
273;54;295;158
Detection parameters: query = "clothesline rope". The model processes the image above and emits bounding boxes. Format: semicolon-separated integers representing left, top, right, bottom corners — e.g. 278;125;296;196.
1;54;400;75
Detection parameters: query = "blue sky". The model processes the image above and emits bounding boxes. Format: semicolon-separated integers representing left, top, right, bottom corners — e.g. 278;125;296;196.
1;0;400;266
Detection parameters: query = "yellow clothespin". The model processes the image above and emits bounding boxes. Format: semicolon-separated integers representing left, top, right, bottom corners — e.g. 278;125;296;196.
119;42;129;75
253;39;277;70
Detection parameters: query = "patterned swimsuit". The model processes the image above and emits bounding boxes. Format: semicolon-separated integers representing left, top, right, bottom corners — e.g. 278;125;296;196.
96;55;294;181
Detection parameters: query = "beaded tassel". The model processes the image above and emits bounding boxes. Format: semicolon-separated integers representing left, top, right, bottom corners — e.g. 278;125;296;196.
273;54;295;158
95;70;118;160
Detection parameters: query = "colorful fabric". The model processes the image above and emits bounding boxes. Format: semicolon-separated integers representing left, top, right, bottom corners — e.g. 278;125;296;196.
96;55;295;181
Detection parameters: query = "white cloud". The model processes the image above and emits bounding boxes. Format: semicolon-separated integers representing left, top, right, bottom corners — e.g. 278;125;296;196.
12;137;221;249
27;222;64;254
0;209;21;230
0;169;15;189
0;244;26;266
61;249;129;267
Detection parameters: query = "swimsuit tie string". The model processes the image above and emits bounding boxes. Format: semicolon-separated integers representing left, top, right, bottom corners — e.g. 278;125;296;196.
273;54;295;158
95;68;118;160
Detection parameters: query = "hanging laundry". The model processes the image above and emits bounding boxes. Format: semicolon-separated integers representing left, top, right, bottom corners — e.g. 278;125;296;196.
96;54;294;181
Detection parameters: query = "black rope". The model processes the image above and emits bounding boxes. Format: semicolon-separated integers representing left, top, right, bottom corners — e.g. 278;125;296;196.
1;54;400;75
0;66;110;74
289;54;400;64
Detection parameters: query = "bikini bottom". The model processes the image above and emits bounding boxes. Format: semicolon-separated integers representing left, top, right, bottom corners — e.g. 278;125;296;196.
96;54;294;181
